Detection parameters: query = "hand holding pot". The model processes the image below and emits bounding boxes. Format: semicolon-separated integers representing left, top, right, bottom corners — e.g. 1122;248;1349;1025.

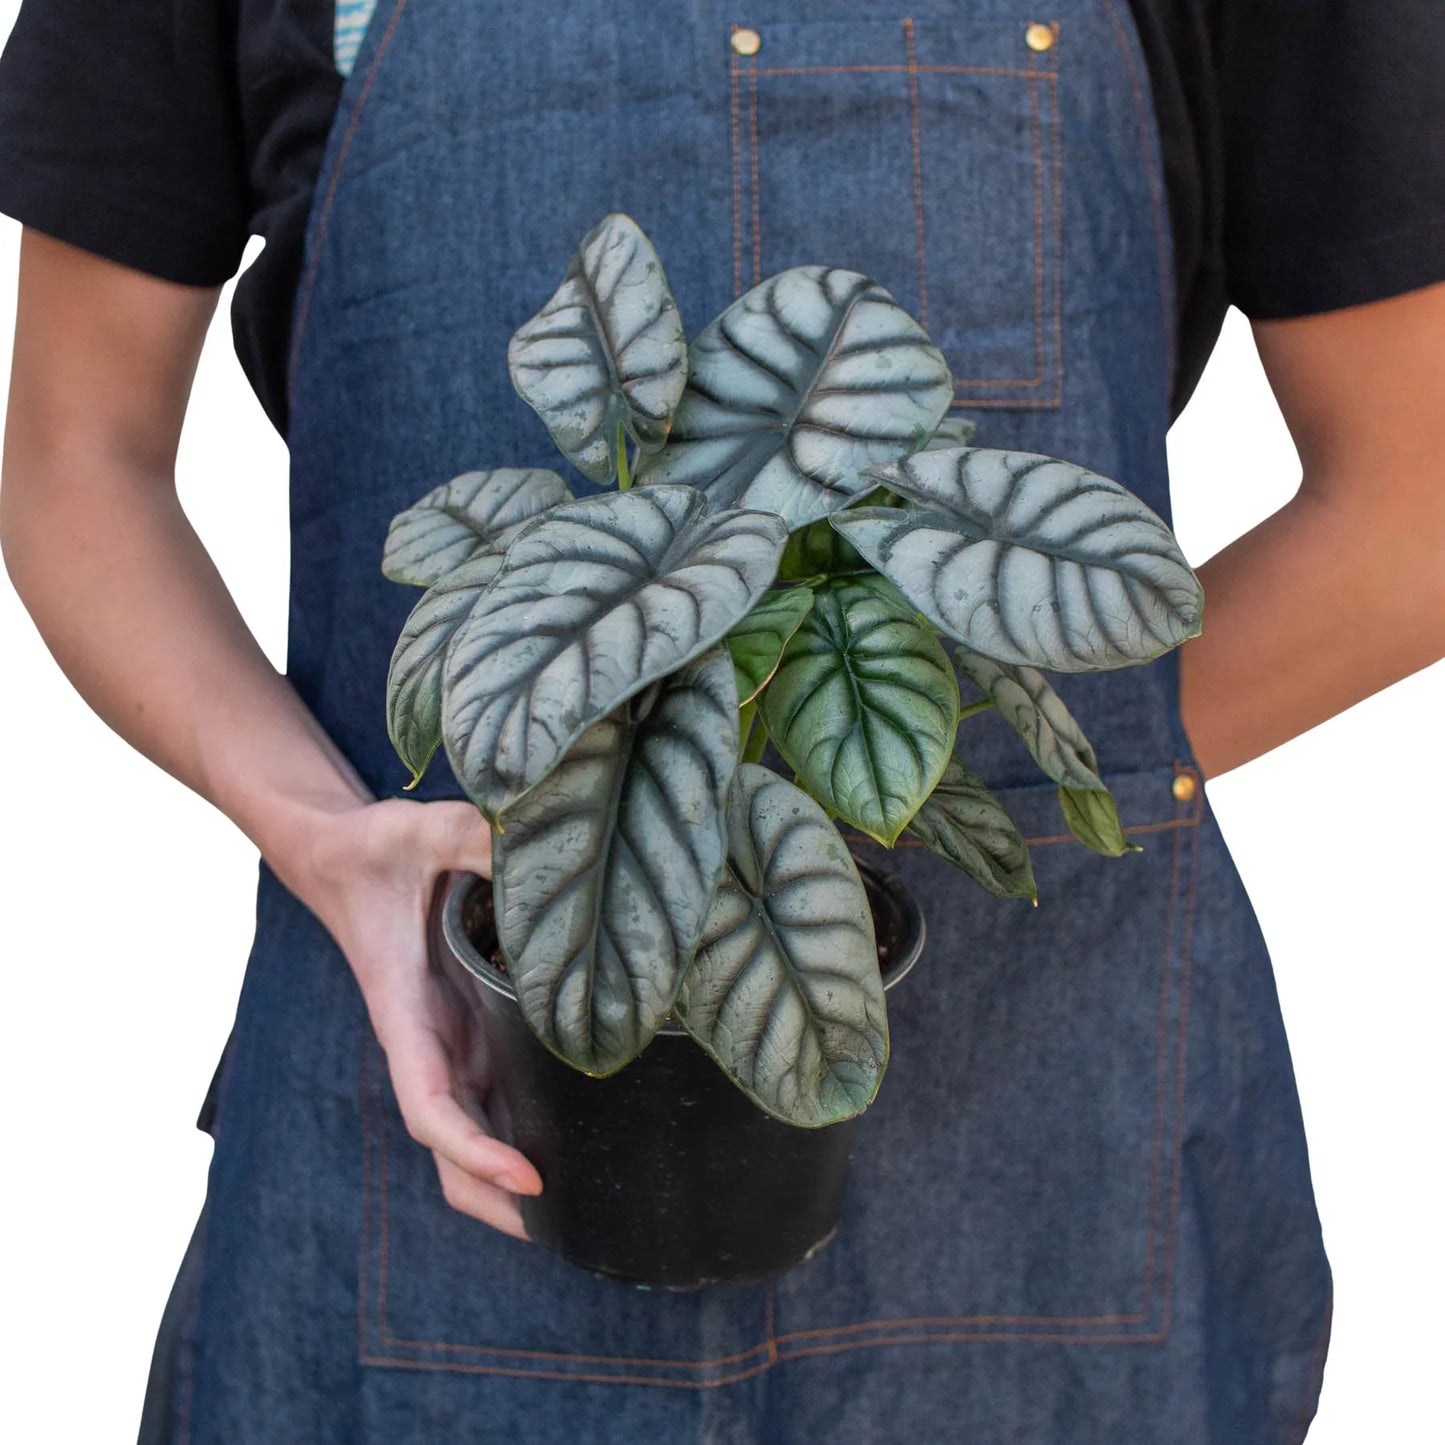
297;797;543;1240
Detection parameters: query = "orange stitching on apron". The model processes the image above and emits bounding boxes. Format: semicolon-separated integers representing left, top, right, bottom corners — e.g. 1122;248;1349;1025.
1154;772;1200;1337
748;59;762;286
904;19;929;333
361;768;1204;1378
949;62;1050;390
288;0;412;401
731;19;1062;407
1047;30;1066;407
1099;0;1174;375
361;1318;1184;1388
729;33;744;297
753;64;1048;80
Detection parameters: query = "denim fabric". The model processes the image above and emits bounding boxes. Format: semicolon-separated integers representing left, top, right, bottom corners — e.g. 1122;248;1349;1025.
158;2;1332;1440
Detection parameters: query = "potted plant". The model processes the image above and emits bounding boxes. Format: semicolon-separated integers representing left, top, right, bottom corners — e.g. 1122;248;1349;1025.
383;214;1203;1288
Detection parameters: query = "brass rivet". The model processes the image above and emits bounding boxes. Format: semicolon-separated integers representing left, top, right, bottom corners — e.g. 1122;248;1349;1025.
731;27;762;57
1025;21;1057;52
1172;773;1197;803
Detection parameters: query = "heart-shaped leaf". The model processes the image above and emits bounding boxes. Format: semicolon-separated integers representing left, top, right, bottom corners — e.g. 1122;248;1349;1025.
832;448;1203;671
726;585;815;706
952;645;1106;792
508;214;688;483
493;649;739;1076
386;555;505;787
1059;783;1140;857
906;758;1037;900
442;485;786;821
383;468;571;586
675;765;887;1128
636;266;952;529
761;576;959;845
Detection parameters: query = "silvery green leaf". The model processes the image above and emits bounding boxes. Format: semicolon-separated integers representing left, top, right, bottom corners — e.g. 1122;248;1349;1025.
726;585;814;706
761;576;959;846
508;214;688;483
493;649;739;1076
636;266;952;529
923;415;978;451
442;485;786;821
382;468;571;586
952;645;1106;792
1059;783;1140;857
385;555;505;787
675;765;887;1128
833;448;1203;671
906;758;1037;901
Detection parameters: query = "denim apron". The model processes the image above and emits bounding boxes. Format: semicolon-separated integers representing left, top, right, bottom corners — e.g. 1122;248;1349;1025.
150;2;1334;1440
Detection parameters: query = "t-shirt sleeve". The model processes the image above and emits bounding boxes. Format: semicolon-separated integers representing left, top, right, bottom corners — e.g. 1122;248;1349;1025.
0;0;249;286
1217;0;1445;319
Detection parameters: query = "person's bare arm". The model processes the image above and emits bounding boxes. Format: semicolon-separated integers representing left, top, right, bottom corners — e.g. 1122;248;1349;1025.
1179;282;1445;779
1;228;540;1234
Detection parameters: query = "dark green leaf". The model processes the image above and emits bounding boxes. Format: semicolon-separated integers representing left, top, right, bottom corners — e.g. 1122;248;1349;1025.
1059;783;1141;857
726;585;814;705
907;758;1038;900
761;577;959;845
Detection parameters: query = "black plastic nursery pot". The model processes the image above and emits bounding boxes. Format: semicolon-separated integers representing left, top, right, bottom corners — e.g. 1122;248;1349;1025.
429;861;925;1291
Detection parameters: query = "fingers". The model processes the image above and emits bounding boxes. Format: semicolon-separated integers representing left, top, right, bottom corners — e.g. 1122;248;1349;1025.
423;800;493;880
384;1007;543;1197
434;1153;530;1240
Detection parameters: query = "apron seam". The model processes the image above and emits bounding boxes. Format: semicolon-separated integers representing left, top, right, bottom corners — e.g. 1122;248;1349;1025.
1286;1287;1333;1445
287;0;413;406
1099;0;1176;383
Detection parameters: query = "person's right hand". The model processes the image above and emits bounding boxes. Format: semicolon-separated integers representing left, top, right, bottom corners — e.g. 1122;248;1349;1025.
291;795;543;1240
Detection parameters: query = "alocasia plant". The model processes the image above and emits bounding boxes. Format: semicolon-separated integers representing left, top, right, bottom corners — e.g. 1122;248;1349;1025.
383;213;1203;1129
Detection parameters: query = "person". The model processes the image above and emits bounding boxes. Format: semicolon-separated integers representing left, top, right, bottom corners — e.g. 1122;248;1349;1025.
2;1;1443;1440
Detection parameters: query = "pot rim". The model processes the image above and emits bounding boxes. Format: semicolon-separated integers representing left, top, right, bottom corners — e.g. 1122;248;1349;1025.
440;857;926;1035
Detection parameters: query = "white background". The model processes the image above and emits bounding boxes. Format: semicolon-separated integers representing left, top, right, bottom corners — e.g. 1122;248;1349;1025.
0;19;1441;1443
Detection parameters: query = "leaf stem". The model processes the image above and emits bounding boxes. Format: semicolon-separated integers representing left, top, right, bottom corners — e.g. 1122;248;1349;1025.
742;712;769;766
616;422;632;491
958;698;995;722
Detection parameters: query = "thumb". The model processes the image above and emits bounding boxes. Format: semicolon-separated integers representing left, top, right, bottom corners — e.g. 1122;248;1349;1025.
423;800;494;880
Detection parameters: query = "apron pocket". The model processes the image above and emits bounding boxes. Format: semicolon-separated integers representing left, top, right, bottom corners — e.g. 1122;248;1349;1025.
727;13;1063;411
360;763;1203;1381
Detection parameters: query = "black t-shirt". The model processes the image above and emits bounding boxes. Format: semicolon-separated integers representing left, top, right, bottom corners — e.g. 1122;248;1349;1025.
3;0;1444;436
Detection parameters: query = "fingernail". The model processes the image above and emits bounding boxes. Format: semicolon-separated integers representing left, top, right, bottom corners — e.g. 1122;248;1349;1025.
502;1173;540;1195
